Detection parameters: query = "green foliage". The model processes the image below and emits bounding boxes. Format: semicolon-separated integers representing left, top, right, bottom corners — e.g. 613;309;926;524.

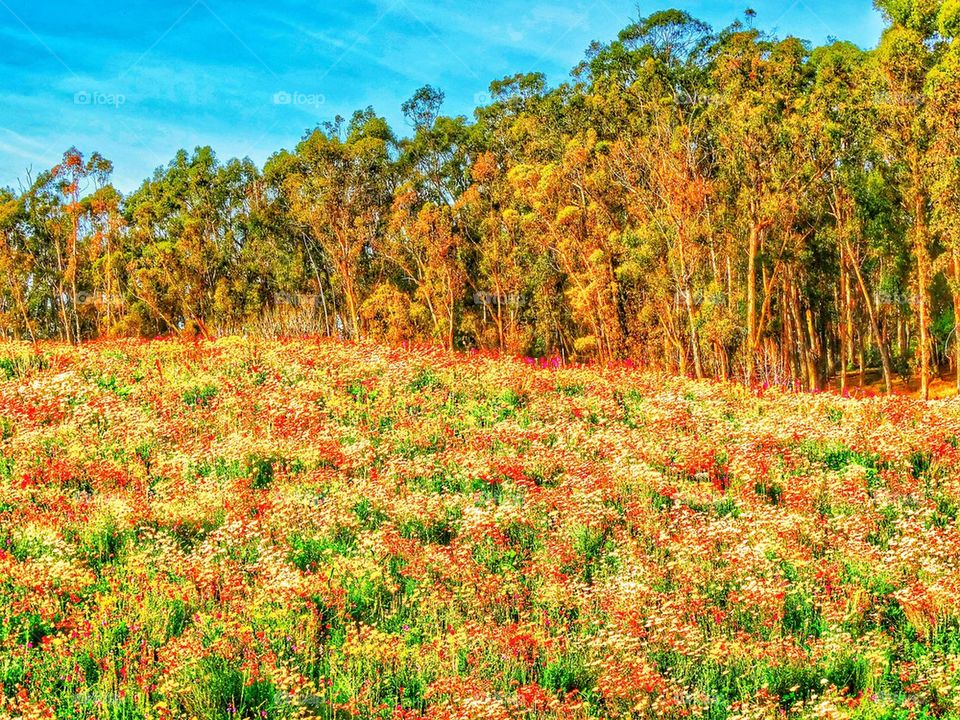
799;440;882;473
0;351;47;380
85;371;134;398
71;513;131;572
408;367;443;392
399;508;461;545
182;383;218;407
247;454;275;490
288;526;358;571
0;5;956;397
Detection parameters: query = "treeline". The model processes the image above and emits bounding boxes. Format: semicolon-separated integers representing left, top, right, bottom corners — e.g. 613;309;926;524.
3;3;960;396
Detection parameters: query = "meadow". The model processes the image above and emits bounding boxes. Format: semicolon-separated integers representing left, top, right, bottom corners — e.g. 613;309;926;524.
1;338;960;719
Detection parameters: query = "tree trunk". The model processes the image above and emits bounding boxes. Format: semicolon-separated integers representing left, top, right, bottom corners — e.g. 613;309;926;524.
684;289;704;379
953;249;960;394
914;193;931;400
788;282;810;391
805;306;820;391
845;238;893;394
745;224;759;385
838;256;849;394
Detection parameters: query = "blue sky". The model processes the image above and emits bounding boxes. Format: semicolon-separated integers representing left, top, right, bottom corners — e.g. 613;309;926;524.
1;0;884;192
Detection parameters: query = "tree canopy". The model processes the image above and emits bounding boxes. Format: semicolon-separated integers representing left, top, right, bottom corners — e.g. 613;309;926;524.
3;5;960;397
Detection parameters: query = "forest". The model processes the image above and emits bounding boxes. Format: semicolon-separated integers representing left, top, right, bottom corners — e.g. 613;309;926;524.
3;2;960;397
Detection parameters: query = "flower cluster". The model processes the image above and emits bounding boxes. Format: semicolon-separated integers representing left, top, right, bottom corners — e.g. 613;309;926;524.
1;338;959;719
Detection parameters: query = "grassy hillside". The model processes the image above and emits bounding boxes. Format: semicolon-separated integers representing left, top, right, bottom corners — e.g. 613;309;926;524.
1;338;959;719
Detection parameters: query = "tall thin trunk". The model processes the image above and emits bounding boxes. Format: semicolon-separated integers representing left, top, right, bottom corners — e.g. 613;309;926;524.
788;281;810;391
805;305;819;392
746;223;759;386
53;240;72;344
845;238;892;394
446;269;455;351
684;289;704;379
913;189;931;400
302;234;331;336
953;249;960;394
70;209;81;343
838;254;849;394
4;266;35;343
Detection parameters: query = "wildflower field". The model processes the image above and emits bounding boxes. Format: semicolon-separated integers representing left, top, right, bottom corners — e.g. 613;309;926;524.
2;339;960;720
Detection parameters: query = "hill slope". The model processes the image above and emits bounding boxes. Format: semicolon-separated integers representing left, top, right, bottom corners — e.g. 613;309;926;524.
1;338;959;718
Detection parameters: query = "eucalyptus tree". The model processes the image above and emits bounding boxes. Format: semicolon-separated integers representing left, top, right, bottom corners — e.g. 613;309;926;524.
83;182;125;336
927;6;960;388
709;27;818;385
124;147;259;335
0;189;34;340
586;10;716;375
807;41;895;392
281;110;394;340
469;73;572;354
872;0;944;398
